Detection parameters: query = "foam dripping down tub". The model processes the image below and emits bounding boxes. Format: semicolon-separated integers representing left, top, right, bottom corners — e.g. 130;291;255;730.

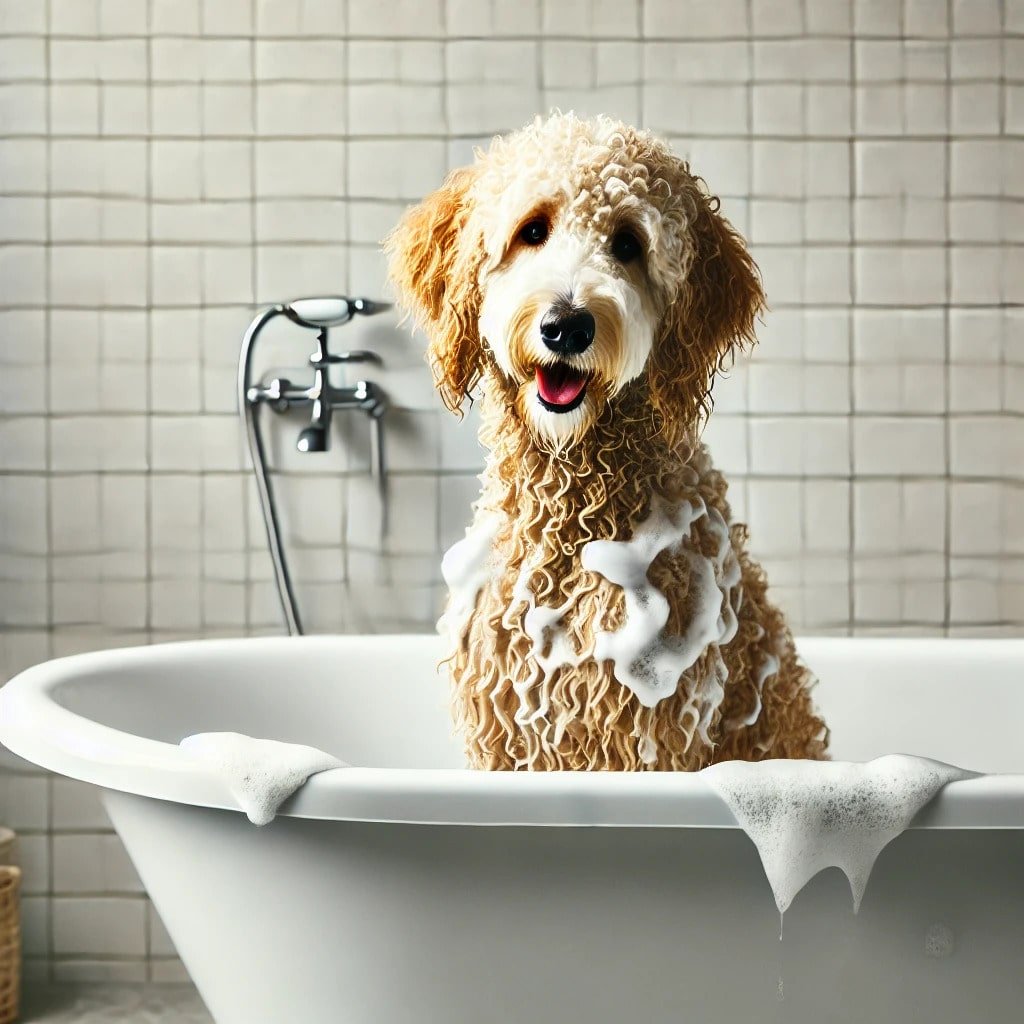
1;636;1022;1024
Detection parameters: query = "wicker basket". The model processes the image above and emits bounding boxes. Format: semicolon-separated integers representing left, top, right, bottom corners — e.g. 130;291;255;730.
0;831;13;869
0;865;19;1024
0;825;20;1024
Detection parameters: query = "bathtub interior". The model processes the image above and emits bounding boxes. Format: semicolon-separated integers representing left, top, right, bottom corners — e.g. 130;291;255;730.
52;636;464;770
45;635;1024;775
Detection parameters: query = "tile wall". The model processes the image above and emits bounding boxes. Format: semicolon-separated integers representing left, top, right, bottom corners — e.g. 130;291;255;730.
0;0;1021;983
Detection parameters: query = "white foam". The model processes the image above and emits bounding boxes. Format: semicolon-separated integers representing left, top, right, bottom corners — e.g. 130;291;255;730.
180;732;346;826
580;496;740;733
438;510;503;641
702;754;974;914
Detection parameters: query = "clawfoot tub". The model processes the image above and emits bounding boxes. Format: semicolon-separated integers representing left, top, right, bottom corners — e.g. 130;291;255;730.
1;635;1022;1024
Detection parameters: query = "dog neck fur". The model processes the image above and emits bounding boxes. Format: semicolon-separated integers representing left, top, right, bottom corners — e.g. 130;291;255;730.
444;372;745;769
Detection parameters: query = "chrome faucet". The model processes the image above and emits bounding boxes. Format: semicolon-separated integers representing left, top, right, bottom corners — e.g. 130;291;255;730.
238;296;391;635
246;345;388;456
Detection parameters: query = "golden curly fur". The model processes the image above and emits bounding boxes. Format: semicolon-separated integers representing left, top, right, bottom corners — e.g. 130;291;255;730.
386;113;829;770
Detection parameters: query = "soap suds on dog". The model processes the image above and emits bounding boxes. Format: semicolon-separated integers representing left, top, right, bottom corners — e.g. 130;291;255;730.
581;496;741;738
180;732;346;826
438;511;503;641
701;754;973;914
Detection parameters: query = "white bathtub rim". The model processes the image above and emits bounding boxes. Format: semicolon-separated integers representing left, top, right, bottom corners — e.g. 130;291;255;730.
0;635;1021;830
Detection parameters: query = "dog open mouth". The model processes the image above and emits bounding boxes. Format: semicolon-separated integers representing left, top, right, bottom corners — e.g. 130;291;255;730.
535;362;589;413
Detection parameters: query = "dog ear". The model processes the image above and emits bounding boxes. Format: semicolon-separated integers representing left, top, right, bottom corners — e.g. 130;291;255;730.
384;166;483;416
649;186;765;433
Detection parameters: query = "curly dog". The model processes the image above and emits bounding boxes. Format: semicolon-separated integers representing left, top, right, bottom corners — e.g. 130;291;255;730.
387;113;828;770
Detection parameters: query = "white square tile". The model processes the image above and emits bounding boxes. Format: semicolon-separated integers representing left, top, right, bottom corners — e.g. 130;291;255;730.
952;38;1002;79
151;579;202;630
0;774;48;831
853;0;900;34
543;0;640;36
20;896;50;957
51;0;99;34
53;834;143;894
0;38;46;79
0;84;46;135
99;0;148;33
0;417;47;471
950;140;1007;197
204;0;254;34
448;0;541;34
152;141;202;201
950;308;1005;363
755;40;849;82
805;480;850;553
745;479;803;555
0;1;46;30
951;83;1002;136
950;482;1001;556
950;246;1008;304
0;140;46;193
0;476;47;555
51;416;148;472
655;84;753;137
54;897;147;956
951;415;1024;478
854;363;946;414
855;140;946;198
256;139;346;197
255;244;347;304
348;0;442;35
751;84;802;135
52;778;111;829
203;84;254;137
853;417;945;476
751;0;805;36
904;0;949;36
151;0;200;33
151;246;202;306
855;247;946;306
348;83;445;136
701;415;748;475
151;84;202;136
644;0;748;36
749;416;849;475
51;83;101;135
646;41;750;84
952;0;1002;33
201;39;253;81
0;245;45;305
153;39;203;83
256;40;344;81
948;199;1004;244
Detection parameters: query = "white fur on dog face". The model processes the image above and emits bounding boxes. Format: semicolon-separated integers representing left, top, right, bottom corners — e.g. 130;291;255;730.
477;211;660;447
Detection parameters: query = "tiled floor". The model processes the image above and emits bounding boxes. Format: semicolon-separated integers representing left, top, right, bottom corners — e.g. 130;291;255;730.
20;985;212;1023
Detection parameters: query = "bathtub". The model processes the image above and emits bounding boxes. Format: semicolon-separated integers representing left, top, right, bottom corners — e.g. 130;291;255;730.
1;635;1022;1024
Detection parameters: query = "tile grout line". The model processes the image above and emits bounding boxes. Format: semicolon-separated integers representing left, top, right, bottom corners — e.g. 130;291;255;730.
42;0;56;984
847;2;857;637
943;0;954;635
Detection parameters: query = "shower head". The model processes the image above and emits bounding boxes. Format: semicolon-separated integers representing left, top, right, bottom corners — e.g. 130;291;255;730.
296;426;329;453
283;297;392;330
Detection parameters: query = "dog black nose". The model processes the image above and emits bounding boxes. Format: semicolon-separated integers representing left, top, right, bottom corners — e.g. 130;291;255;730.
540;308;595;355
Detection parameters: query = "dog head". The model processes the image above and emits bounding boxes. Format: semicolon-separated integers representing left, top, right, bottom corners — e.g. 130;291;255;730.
385;113;764;448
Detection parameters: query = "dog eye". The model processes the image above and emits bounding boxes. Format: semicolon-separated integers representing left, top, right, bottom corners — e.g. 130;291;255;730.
611;230;642;264
518;218;549;247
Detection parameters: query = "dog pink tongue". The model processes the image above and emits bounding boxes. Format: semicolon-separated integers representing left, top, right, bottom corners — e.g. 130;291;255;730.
536;365;587;406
